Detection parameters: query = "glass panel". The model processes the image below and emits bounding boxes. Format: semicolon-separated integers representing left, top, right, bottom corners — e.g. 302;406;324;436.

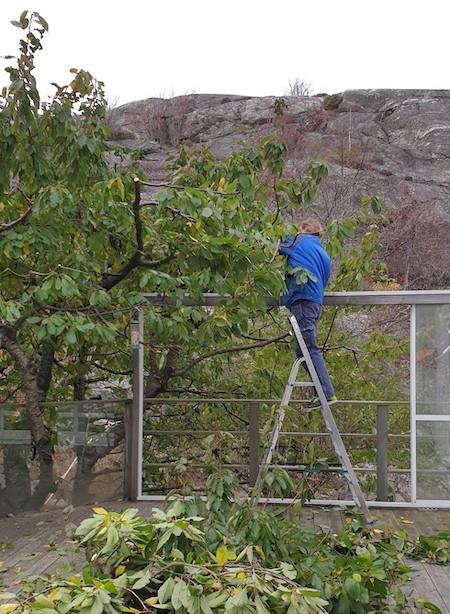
416;305;450;415
0;400;126;514
417;421;450;500
141;305;412;502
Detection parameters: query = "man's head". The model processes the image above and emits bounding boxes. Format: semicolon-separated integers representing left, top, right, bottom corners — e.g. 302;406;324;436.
299;218;324;237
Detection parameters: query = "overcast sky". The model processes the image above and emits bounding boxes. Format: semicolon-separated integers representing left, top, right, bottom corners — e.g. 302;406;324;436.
1;0;449;106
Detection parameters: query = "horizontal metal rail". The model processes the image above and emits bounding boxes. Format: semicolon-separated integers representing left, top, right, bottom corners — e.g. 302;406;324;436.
142;429;409;439
142;398;409;405
142;462;450;476
143;290;450;306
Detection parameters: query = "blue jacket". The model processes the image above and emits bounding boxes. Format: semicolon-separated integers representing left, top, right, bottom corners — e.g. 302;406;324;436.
279;234;331;307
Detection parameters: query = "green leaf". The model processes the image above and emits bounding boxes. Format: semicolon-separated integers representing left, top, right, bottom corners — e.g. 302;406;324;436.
201;207;213;218
132;567;151;590
158;577;175;604
417;598;442;614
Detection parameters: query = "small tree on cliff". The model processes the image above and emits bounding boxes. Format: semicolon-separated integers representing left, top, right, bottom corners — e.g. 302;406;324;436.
0;13;340;509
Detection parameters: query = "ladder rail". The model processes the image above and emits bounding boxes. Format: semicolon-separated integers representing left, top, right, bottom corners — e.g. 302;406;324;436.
289;315;370;519
251;359;308;500
251;314;371;521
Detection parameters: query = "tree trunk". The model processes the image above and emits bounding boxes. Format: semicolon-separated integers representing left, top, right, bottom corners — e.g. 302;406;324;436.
25;380;56;509
0;329;56;510
0;445;31;514
72;419;125;505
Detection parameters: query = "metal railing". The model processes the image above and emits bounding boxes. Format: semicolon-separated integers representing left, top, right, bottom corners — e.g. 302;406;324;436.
137;398;410;502
0;397;409;503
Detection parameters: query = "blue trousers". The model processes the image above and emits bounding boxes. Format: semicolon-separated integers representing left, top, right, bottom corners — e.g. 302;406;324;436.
290;300;335;399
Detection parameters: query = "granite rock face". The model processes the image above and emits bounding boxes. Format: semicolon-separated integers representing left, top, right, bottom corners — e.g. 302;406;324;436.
109;90;450;287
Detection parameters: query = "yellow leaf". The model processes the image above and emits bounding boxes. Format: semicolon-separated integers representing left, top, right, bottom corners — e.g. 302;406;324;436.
0;203;5;212
0;605;19;613
254;545;265;560
210;581;222;590
215;544;236;565
122;608;140;613
400;519;414;525
372;529;384;535
49;587;61;600
68;575;80;585
22;244;30;256
236;572;246;582
144;597;159;605
352;573;362;583
115;565;126;576
93;507;108;515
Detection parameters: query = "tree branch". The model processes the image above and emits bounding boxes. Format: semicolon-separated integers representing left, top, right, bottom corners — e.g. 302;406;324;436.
0;325;30;373
101;178;142;290
132;178;143;252
101;179;177;290
0;190;34;234
91;362;132;376
140;180;239;196
173;332;289;378
140;252;178;268
36;342;55;400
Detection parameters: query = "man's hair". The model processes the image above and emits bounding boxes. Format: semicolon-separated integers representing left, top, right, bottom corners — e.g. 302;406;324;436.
299;218;324;236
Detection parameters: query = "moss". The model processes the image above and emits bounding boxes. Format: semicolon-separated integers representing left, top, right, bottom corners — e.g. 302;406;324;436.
323;94;343;110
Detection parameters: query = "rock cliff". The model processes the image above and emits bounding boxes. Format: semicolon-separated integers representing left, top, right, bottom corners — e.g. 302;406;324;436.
109;90;450;288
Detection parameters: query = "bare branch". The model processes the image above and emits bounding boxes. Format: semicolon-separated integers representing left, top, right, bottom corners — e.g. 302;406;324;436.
173;332;289;378
91;362;132;376
140;180;239;196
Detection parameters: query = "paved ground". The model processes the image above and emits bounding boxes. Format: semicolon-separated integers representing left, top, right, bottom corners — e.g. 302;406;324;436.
1;502;449;611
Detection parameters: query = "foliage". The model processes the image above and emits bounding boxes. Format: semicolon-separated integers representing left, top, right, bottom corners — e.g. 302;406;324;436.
0;10;337;406
0;10;393;510
0;11;409;519
2;475;448;613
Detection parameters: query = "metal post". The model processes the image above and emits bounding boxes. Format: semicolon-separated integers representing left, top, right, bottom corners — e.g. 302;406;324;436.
410;304;417;503
123;401;132;499
249;402;260;487
376;404;389;501
129;310;144;500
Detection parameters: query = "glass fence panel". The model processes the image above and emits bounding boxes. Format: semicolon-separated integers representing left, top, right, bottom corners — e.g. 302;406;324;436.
140;304;412;502
416;305;450;416
416;421;450;500
0;400;127;514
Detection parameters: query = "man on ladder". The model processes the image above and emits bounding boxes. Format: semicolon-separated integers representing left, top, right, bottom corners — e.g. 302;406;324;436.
279;218;337;409
252;218;371;519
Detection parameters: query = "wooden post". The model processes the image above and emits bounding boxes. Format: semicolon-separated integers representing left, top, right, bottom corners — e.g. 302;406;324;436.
249;402;260;487
129;310;144;500
376;404;389;501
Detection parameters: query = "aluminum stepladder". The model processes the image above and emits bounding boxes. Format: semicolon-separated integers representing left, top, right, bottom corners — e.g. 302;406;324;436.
252;314;371;521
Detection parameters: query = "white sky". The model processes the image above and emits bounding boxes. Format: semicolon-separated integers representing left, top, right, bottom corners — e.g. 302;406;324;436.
1;0;449;106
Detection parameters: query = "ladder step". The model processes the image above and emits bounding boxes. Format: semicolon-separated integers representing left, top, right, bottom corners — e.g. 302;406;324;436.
292;382;315;388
